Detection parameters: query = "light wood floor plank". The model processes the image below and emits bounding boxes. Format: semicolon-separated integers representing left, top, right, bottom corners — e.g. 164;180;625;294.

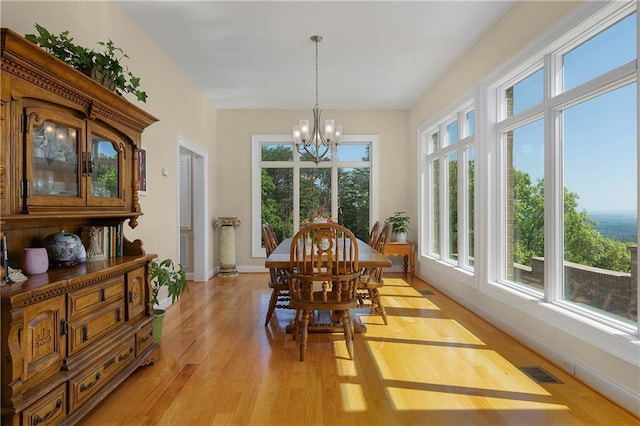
79;273;638;425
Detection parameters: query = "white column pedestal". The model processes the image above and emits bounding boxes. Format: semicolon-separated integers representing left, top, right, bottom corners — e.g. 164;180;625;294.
215;217;240;277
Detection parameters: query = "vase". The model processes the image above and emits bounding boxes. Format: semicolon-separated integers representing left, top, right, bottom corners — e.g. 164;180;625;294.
42;230;84;267
21;248;49;275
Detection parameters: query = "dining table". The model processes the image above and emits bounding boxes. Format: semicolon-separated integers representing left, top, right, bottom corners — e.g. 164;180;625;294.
264;236;392;333
264;237;392;269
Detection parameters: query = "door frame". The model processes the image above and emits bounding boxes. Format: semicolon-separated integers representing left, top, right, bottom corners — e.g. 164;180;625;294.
177;135;208;282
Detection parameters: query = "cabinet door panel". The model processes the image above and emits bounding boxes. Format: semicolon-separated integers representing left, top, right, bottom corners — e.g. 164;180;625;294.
126;267;145;321
21;295;66;386
24;107;85;207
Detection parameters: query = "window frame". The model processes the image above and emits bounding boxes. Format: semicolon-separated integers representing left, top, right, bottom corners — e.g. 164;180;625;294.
252;134;379;257
419;100;476;273
485;1;638;334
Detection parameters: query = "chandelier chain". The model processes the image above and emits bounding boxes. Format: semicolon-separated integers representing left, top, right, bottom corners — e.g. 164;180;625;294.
315;37;319;108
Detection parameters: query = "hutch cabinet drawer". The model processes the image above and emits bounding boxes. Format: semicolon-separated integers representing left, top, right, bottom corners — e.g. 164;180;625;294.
126;267;146;321
21;383;67;426
68;338;135;413
68;301;125;355
68;277;124;321
136;321;154;355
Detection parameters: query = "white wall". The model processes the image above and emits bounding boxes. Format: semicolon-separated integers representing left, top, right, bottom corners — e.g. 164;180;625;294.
1;0;219;289
409;0;639;415
217;109;410;269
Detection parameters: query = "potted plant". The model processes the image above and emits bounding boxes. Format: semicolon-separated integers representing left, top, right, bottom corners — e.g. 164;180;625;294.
150;258;188;342
385;211;410;242
25;23;148;102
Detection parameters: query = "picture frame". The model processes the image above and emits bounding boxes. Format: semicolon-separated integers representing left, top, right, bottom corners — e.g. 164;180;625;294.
138;146;147;195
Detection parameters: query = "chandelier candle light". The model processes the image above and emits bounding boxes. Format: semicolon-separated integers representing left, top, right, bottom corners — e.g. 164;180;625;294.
292;35;342;165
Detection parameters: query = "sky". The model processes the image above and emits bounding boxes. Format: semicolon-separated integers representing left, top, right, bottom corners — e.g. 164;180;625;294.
512;12;637;215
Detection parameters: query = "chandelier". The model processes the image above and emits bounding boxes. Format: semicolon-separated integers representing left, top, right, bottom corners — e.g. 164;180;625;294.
292;35;342;165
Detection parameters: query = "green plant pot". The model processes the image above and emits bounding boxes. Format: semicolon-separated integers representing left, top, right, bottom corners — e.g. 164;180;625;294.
152;308;166;343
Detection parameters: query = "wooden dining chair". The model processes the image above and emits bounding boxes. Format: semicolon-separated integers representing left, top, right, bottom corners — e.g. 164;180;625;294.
286;223;361;361
367;220;381;247
357;223;392;324
262;223;290;326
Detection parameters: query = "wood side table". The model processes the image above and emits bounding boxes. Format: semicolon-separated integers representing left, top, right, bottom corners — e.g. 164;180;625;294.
385;241;416;277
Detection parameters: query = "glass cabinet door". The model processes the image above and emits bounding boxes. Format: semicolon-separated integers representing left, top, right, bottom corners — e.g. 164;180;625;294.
25;107;84;207
87;123;126;207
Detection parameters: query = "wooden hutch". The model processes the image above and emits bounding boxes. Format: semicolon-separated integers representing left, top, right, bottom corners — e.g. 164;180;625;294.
1;28;159;425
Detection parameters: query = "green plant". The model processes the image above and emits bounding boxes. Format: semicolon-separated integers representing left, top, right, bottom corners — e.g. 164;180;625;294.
150;259;188;306
385;211;410;233
25;23;148;102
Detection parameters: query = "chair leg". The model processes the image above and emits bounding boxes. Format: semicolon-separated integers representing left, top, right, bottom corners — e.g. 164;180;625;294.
264;288;278;326
341;311;354;360
292;309;301;341
369;288;388;325
300;310;309;361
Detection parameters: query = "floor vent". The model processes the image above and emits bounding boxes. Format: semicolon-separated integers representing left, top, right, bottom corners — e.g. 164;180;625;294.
419;290;434;296
518;366;562;384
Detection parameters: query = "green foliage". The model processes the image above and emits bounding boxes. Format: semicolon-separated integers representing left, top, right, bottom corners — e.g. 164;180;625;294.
25;24;147;102
150;259;188;307
94;163;118;197
385;211;410;233
513;170;631;273
338;167;370;240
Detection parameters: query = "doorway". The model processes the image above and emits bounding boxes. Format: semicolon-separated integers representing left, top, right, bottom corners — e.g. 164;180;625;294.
178;136;208;282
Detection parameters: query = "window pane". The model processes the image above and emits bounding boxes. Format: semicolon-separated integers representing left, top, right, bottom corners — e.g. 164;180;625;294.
505;119;544;292
261;144;292;161
299;145;332;162
430;132;439;153
466;146;475;267
338;144;370;162
563;13;636;92
300;168;331;224
91;137;119;198
562;83;637;324
33;120;79;196
447;153;458;261
447;120;459;145
261;168;293;242
505;69;543;117
465;110;475;137
338;167;370;240
431;159;440;255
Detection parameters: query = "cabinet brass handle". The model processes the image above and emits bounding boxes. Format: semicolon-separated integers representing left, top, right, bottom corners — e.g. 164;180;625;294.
139;333;152;343
100;288;106;302
116;307;121;322
81;325;89;342
32;398;62;425
80;371;101;392
128;290;133;303
118;346;134;362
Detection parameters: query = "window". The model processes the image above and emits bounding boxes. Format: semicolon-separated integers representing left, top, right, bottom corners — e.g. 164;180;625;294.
421;104;475;271
492;4;637;327
252;135;379;257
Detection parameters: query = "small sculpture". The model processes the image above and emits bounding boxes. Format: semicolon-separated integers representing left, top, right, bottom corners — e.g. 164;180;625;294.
85;226;106;261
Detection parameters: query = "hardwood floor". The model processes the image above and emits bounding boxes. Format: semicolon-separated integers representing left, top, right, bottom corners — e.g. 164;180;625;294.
80;273;638;425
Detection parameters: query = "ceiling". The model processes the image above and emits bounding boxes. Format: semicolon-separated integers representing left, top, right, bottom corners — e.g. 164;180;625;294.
118;1;515;110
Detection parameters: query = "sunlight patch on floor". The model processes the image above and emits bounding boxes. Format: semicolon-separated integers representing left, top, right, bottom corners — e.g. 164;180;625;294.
386;387;570;411
339;383;368;412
